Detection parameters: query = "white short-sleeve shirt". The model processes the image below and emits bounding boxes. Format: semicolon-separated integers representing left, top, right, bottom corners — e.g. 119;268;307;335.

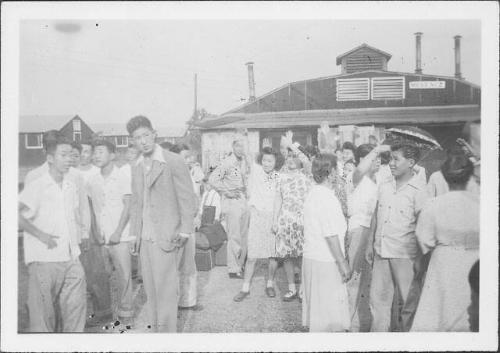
303;184;347;262
19;171;81;264
348;175;378;230
88;165;134;243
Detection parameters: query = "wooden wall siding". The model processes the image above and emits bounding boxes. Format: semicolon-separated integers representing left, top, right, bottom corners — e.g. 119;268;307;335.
342;47;388;73
236;72;480;114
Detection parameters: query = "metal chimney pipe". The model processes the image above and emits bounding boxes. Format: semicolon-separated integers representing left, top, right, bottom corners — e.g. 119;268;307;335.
245;62;256;102
454;35;462;79
414;32;423;74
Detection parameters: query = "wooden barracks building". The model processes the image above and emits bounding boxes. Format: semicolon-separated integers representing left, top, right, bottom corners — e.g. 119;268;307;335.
194;33;480;174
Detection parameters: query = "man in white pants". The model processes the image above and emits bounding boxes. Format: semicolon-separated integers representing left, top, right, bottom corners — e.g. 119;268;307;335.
88;139;135;320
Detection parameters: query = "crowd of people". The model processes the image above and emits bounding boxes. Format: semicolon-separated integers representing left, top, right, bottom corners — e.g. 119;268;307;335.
18;115;481;333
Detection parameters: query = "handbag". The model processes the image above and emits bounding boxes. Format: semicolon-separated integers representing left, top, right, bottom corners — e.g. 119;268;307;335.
200;190;218;225
198;222;227;252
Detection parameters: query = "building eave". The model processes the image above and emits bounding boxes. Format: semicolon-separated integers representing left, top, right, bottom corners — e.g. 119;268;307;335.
200;105;480;131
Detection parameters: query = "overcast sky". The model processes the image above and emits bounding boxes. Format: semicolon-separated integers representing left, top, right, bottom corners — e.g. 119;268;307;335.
20;19;480;128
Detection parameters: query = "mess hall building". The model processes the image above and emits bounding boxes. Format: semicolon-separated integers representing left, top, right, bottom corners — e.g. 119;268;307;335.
194;34;480;176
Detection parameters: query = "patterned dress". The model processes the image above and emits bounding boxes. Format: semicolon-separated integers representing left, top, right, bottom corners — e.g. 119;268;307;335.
247;165;280;259
333;174;349;218
275;172;312;258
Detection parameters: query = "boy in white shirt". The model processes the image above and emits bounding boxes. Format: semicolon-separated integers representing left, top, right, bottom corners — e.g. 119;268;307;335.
77;139;100;185
88;139;135;320
346;144;388;331
18;133;86;332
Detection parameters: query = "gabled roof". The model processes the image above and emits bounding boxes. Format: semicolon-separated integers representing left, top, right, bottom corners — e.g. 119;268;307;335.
219;69;480;117
19;114;77;133
336;43;392;65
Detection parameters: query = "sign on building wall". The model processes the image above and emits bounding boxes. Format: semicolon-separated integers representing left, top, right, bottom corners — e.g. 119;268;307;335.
409;81;446;89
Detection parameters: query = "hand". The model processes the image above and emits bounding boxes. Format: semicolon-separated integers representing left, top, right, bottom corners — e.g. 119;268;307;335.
285;130;294;144
320;121;330;136
107;231;121;245
39;232;59;249
281;132;292;149
130;236;141;255
92;226;105;245
262;138;272;149
194;216;201;230
80;238;90;252
365;247;374;268
174;234;189;249
337;259;352;283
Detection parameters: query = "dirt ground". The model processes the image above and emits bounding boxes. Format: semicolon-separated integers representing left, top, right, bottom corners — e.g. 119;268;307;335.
18;241;372;333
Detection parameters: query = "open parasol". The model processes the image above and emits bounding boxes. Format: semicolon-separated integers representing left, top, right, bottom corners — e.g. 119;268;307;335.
384;126;442;150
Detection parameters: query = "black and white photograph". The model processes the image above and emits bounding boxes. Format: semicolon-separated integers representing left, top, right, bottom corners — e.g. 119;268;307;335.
1;1;498;352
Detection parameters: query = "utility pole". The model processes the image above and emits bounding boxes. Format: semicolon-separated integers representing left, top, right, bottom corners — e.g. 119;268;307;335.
245;62;256;102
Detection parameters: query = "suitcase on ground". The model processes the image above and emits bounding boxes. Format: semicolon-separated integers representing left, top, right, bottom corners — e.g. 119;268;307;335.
214;241;227;266
195;248;215;271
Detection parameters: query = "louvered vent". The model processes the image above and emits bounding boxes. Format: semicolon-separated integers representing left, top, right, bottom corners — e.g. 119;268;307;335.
371;76;405;100
336;78;370;101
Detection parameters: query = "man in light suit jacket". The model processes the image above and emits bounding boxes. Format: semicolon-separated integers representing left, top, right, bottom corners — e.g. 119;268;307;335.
127;116;197;333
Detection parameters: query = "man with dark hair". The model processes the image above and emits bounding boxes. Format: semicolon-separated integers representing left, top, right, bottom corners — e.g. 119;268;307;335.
88;138;134;321
24;130;59;185
127;115;197;332
369;143;428;332
209;136;250;279
70;141;82;168
18;133;87;332
78;139;99;178
23;130;91;245
460;120;481;193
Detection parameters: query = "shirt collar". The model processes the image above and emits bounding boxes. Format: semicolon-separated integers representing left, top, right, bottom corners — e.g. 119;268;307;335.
98;164;120;181
392;172;424;191
41;169;71;188
136;144;165;165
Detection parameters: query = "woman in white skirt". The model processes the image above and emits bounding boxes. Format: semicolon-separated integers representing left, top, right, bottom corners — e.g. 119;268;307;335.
234;147;280;302
411;150;479;331
302;153;352;332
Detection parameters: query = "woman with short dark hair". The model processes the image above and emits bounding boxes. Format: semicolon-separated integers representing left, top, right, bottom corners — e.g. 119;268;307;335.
411;150;479;331
233;147;281;302
302;154;352;332
272;154;312;301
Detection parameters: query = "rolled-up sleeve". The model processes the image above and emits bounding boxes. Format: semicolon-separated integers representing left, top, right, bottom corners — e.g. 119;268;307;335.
19;181;40;220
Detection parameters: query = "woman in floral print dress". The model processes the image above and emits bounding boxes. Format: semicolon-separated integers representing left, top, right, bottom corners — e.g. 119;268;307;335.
273;155;312;301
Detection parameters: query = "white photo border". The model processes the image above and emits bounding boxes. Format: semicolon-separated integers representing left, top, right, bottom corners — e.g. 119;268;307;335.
1;1;498;352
